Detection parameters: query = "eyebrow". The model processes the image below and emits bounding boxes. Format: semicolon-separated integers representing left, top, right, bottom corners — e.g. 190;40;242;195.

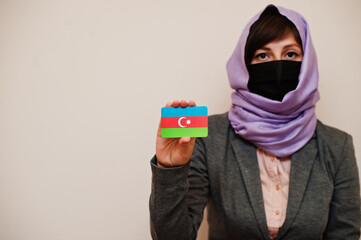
283;44;302;49
258;47;271;51
256;44;302;52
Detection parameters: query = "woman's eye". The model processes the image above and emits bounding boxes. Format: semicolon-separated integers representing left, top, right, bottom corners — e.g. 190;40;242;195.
256;53;268;60
286;52;298;58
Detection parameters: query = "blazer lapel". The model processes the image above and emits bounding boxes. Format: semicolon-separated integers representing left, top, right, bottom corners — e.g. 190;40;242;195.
231;136;270;240
276;134;318;239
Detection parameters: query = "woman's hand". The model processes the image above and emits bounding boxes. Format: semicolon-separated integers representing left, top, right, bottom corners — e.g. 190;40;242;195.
156;100;197;167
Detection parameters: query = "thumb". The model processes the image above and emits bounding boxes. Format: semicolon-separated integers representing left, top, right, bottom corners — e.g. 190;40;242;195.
178;137;196;155
179;136;191;144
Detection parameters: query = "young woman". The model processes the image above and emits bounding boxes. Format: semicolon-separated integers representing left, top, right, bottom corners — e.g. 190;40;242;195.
150;5;360;240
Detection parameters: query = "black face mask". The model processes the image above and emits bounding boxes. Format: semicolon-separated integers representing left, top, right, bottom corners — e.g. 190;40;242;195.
247;60;302;102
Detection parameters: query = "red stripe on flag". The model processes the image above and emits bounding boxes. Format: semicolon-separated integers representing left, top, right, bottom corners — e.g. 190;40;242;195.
161;116;208;128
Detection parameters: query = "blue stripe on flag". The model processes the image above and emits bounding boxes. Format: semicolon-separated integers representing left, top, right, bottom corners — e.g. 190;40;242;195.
161;106;208;117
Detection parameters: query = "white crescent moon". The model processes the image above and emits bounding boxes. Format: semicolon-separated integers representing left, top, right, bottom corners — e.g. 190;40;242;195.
178;117;187;128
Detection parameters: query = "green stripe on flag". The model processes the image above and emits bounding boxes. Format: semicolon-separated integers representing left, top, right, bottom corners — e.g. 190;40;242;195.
161;127;208;138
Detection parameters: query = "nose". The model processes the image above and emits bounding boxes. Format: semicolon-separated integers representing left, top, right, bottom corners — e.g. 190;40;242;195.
274;53;282;61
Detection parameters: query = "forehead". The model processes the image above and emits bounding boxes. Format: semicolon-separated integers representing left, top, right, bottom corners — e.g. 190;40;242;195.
261;33;302;49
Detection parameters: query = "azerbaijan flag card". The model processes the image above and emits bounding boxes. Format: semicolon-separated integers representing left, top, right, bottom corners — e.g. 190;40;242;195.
161;106;208;138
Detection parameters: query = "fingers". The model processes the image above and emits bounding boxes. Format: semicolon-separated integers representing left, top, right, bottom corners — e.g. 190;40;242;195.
189;100;196;107
165;100;197;108
179;100;188;108
171;100;180;107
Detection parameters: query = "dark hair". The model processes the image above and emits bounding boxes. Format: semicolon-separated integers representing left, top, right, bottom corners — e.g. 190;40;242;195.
244;6;302;68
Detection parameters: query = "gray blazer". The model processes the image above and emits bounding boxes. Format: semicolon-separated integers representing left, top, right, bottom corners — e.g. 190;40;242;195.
150;113;360;240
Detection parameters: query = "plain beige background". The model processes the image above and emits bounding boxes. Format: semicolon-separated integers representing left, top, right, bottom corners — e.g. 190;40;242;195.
0;0;360;239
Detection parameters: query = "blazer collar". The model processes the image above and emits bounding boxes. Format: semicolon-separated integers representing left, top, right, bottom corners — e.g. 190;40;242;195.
231;132;318;240
276;133;318;239
231;136;270;240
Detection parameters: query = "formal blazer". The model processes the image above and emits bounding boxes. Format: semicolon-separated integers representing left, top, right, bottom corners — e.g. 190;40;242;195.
150;113;360;240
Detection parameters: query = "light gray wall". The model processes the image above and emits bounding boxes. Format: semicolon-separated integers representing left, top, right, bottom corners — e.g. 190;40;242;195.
0;0;360;239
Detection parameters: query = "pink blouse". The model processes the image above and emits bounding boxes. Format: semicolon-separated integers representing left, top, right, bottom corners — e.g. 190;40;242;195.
257;148;291;239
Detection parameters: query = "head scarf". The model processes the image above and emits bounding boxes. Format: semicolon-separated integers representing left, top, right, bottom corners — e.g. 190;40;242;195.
227;5;320;157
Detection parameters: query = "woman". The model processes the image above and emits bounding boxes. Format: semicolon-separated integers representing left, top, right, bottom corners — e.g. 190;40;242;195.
150;5;360;240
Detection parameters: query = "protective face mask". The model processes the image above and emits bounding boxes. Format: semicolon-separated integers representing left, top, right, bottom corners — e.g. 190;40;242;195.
247;60;302;101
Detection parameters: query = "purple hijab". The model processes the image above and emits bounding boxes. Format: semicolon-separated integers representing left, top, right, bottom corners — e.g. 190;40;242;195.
227;5;320;157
